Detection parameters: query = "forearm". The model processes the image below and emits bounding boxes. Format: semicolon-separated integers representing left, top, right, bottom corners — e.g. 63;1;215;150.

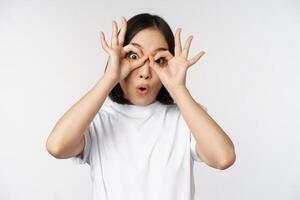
46;75;117;156
171;86;235;169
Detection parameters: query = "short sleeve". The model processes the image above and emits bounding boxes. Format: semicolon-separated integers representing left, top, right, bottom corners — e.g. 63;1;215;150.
190;102;208;162
71;125;92;165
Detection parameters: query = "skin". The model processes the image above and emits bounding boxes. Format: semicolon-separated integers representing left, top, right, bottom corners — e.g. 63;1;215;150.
148;27;236;170
119;27;168;105
46;16;236;171
101;16;236;170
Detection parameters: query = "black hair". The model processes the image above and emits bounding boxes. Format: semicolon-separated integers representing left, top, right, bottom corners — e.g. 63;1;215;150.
104;13;175;105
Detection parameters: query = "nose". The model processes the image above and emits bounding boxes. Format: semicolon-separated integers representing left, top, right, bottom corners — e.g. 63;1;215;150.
138;58;151;79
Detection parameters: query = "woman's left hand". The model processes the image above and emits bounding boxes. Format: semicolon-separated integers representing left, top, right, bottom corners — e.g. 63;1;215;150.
149;28;205;95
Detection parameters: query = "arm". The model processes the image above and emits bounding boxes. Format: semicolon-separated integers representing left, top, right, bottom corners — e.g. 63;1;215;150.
171;86;236;170
45;75;117;159
147;27;235;169
46;16;149;159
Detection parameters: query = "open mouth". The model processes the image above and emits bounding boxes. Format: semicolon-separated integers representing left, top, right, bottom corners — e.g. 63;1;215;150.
139;87;147;91
136;85;148;95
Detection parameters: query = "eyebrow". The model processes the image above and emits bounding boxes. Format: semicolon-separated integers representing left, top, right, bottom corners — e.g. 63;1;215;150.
130;42;168;52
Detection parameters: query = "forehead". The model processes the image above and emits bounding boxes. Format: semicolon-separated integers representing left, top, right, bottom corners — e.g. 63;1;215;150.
129;28;169;53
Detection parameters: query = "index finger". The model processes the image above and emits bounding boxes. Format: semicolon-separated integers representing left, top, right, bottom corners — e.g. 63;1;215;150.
118;16;127;46
123;44;144;57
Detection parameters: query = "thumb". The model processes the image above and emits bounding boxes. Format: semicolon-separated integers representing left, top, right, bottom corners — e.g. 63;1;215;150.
131;55;148;68
149;55;161;74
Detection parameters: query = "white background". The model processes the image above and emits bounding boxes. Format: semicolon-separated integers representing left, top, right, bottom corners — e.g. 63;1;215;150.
0;0;299;199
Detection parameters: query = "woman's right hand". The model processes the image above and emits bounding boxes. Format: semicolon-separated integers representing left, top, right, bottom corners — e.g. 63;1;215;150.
99;16;148;83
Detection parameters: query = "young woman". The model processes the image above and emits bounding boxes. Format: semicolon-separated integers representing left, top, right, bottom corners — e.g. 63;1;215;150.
46;13;236;200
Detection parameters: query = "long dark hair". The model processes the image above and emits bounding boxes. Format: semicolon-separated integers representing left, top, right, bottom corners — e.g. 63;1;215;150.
105;13;175;105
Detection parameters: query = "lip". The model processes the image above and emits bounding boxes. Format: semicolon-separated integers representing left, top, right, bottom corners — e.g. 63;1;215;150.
136;83;149;96
136;83;149;90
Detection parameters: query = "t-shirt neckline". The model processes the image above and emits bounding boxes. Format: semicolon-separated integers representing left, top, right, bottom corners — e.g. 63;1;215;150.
108;99;161;117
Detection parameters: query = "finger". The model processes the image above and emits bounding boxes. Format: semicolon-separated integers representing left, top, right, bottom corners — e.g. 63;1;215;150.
131;55;148;68
122;44;143;57
99;31;111;54
187;51;205;67
175;28;182;56
154;50;173;61
118;16;127;46
182;35;193;58
149;54;162;74
111;20;119;47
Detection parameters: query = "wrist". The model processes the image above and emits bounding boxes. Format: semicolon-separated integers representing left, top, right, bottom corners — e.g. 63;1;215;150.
99;75;119;89
102;74;118;84
170;85;189;101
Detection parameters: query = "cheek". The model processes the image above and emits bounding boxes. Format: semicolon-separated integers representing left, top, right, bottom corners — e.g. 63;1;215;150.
152;72;162;84
120;76;136;93
121;72;134;85
152;77;163;91
120;78;129;91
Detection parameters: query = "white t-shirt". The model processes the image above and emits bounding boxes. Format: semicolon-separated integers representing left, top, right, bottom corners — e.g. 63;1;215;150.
71;98;207;200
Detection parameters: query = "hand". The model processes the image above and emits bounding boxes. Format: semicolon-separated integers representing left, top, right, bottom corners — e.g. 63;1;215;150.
148;28;205;94
99;16;148;82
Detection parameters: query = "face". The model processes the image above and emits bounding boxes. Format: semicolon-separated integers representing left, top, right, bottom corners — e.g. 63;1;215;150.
119;27;169;106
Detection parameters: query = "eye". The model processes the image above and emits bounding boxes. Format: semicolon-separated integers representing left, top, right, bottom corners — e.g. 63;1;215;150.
155;58;166;65
127;51;139;60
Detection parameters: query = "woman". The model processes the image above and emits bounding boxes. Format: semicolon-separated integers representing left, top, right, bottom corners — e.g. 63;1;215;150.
46;12;236;200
